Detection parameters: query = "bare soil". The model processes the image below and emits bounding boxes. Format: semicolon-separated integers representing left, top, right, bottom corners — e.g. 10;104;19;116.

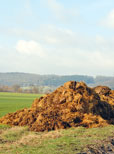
80;136;114;154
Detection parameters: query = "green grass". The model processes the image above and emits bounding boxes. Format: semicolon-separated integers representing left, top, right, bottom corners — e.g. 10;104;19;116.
0;92;43;117
0;125;113;154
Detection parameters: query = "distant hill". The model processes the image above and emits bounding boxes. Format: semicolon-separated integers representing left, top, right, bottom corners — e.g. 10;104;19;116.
0;73;94;87
0;73;114;89
89;76;114;89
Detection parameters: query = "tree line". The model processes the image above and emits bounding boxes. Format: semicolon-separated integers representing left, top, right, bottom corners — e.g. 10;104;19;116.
0;85;55;94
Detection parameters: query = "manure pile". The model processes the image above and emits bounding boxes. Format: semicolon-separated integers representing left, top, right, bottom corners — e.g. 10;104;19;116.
0;81;114;132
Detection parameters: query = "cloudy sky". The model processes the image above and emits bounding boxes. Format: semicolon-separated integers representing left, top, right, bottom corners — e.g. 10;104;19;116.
0;0;114;76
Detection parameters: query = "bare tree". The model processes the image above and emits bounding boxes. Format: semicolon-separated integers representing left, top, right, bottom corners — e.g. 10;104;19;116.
12;84;21;92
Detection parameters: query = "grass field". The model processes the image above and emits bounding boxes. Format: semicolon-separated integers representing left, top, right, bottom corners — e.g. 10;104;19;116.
0;125;113;154
0;92;43;117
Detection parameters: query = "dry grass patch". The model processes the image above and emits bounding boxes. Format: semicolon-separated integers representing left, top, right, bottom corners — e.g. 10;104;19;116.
0;126;28;142
17;133;40;146
17;129;62;147
40;130;62;139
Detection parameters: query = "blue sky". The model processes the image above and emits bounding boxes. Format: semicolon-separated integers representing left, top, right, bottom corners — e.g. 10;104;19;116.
0;0;114;76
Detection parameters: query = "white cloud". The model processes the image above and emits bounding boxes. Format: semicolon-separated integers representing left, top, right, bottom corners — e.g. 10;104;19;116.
42;25;75;45
16;40;45;57
42;0;78;22
96;35;105;44
2;24;114;76
24;0;33;16
47;0;63;12
47;0;65;20
101;9;114;28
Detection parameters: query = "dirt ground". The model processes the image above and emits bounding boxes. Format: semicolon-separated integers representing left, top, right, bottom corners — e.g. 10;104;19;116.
80;136;114;154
